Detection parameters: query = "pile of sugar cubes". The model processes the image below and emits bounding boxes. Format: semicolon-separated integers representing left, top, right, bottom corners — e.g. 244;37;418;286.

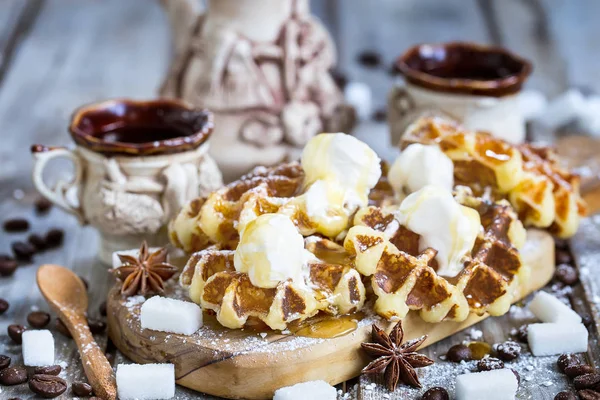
527;291;588;356
274;380;337;400
117;363;175;400
22;330;55;366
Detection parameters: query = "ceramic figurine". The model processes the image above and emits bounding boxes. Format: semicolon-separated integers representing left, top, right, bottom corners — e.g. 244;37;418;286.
388;42;532;145
31;99;222;264
161;0;354;181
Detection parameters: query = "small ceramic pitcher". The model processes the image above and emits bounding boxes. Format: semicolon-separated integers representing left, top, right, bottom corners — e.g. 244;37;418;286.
388;42;532;146
31;99;223;264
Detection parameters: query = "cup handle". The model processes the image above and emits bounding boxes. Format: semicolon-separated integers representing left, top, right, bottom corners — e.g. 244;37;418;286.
31;146;86;223
388;86;416;147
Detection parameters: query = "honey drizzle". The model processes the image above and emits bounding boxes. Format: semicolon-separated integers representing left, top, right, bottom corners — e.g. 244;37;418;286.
287;312;363;339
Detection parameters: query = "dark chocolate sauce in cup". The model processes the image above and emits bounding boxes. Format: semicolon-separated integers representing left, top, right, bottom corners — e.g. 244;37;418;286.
96;125;194;144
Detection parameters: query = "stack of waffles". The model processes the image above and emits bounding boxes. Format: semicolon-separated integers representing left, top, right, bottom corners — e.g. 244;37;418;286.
169;117;584;331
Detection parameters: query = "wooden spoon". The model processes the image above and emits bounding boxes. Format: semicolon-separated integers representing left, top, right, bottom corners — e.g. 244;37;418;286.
37;264;117;400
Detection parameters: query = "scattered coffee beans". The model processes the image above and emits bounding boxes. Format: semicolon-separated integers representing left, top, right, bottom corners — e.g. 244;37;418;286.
28;374;67;398
99;301;107;317
45;229;64;248
35;197;52;214
28;234;47;251
574;373;600;390
27;311;51;328
565;364;596;378
33;365;61;376
495;341;521;361
477;357;505;372
421;387;449;400
555;391;578;400
356;50;382;68
7;324;26;344
558;353;580;372
3;218;29;232
446;344;472;362
0;366;28;385
72;381;93;396
0;255;18;277
555;264;579;285
0;298;9;314
11;241;36;262
55;318;72;339
0;354;11;369
88;319;106;334
578;389;600;400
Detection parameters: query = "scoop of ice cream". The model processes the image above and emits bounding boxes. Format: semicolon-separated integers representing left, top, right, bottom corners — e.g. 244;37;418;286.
388;143;454;195
234;214;310;288
301;133;381;209
396;186;481;277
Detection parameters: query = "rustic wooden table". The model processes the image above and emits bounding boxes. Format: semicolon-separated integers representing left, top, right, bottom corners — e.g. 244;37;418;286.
1;1;599;399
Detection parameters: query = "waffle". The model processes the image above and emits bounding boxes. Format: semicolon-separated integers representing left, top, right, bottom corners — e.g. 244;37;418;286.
401;116;585;238
179;237;366;330
343;189;528;323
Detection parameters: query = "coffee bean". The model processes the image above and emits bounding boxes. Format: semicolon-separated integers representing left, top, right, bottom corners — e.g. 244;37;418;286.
556;249;572;264
7;324;26;344
72;381;93;396
558;353;580;372
421;387;449;400
565;364;596;378
99;301;107;317
477;357;505;372
356;50;382;68
11;241;36;262
55;318;72;339
28;234;47;251
33;365;61;376
554;391;578;400
88;318;106;334
45;229;64;248
27;311;51;328
79;276;89;290
495;341;521;361
0;354;10;369
3;218;29;232
0;298;9;314
446;344;472;362
0;366;28;385
0;255;18;277
555;263;579;285
574;373;600;390
579;389;600;400
35;197;52;215
28;374;67;398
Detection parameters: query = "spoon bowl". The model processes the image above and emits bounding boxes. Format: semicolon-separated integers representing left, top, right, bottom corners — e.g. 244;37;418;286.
37;264;88;314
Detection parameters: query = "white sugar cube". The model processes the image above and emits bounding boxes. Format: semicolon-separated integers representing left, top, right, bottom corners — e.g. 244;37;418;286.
116;363;175;400
518;89;547;121
112;247;165;269
22;330;54;366
274;380;336;400
528;322;588;356
455;369;518;400
344;81;372;120
528;291;581;324
141;296;202;335
537;89;586;129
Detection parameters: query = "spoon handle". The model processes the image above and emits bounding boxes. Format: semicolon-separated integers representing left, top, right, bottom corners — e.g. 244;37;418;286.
64;311;117;400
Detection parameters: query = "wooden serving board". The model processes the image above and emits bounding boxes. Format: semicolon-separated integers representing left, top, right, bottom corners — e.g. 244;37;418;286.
107;230;555;400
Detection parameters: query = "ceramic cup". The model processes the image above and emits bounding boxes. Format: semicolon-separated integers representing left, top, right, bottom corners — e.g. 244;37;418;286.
31;99;223;264
388;42;532;145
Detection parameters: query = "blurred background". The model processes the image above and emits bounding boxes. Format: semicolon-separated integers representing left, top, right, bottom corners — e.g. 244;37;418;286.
1;0;598;195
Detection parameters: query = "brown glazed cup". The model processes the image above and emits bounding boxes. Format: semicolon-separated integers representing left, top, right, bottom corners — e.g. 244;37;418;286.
396;41;532;97
388;42;533;145
31;98;222;264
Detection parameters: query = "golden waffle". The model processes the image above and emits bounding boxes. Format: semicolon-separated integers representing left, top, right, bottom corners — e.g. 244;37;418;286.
401;116;585;238
179;237;366;330
343;189;528;323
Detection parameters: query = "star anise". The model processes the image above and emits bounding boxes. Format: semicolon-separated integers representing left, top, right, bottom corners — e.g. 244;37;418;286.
361;321;434;391
112;241;177;296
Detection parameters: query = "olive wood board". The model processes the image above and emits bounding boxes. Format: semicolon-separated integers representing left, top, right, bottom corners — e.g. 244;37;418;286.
107;229;555;400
